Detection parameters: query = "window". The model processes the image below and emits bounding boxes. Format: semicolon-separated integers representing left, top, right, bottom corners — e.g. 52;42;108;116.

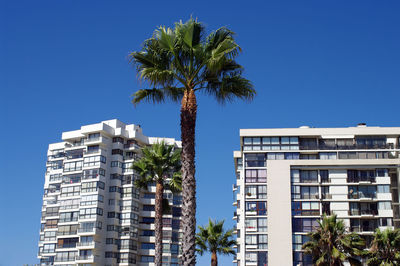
292;218;319;232
81;194;103;206
266;152;284;160
142;230;155;236
300;170;318;183
87;145;99;154
246;201;267;215
142;217;155;224
348;186;377;199
141;256;155;263
379;218;393;227
111;161;122;168
258;218;268;232
83;155;106;167
45;219;58;229
378;185;390;193
163;218;172;227
109;186;119;193
113;137;124;143
121;212;139;224
122;187;140;198
83;168;105;180
347;170;376;183
42;244;56;253
81;181;105;193
300;153;318;160
58;224;78;235
300;186;319;199
112;149;123;155
245;219;257;230
245;153;266;167
55;251;77;262
245;169;267;183
245;234;257;245
57;237;78;248
292;202;319;216
141;243;155;250
143;205;155;211
172;207;182;217
43;231;57;241
284;152;300;159
79;208;103;219
59;211;78;223
258;234;268;249
378;201;392;210
45;207;59;217
172;219;180;229
320;170;329;183
60;185;80;197
64;161;83;172
245;252;257;263
87;133;100;140
319;152;337;160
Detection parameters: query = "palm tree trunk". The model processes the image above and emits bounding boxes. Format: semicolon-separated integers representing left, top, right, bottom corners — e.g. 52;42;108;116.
154;181;164;266
211;250;218;266
180;89;197;265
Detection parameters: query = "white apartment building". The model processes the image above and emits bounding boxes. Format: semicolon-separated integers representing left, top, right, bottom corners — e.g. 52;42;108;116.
38;119;183;266
233;124;400;266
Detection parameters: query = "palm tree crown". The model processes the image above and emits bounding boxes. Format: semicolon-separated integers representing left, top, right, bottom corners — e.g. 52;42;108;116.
130;18;255;105
196;219;236;266
130;17;255;265
367;228;400;266
132;141;181;265
302;214;365;266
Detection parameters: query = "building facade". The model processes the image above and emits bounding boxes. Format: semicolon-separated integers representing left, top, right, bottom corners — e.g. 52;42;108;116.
233;124;400;266
38;119;183;266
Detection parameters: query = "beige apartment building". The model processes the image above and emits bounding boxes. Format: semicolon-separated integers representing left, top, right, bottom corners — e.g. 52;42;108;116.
233;124;400;266
38;119;182;265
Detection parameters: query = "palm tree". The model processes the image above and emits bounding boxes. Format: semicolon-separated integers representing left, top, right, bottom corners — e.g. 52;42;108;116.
129;18;255;264
302;214;366;266
132;141;181;265
196;219;236;266
367;228;400;266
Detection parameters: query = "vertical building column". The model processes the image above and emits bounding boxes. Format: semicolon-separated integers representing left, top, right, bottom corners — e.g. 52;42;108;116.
267;160;293;265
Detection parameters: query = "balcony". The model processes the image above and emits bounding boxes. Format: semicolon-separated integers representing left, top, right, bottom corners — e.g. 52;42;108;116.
322;193;332;199
348;209;378;216
124;143;141;150
76;241;96;248
77;228;96;234
75;255;94;262
348;193;376;200
300;143;395;150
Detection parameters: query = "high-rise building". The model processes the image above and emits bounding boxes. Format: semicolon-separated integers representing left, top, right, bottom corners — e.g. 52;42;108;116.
38;119;183;266
233;124;400;266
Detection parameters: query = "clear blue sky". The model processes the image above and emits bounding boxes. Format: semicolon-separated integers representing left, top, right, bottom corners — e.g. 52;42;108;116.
1;0;400;265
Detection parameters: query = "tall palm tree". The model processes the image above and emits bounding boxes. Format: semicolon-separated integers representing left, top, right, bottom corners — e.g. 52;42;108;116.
196;219;236;266
132;141;181;265
302;214;366;266
129;18;255;264
367;228;400;266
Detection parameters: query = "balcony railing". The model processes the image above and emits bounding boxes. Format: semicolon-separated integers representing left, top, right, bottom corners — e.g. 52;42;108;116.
300;143;395;150
348;193;377;199
76;255;94;261
76;241;95;247
348;209;378;216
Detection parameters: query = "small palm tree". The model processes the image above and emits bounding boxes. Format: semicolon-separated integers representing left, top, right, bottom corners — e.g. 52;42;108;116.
196;219;237;266
302;214;365;266
129;18;255;264
132;141;181;266
367;228;400;266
